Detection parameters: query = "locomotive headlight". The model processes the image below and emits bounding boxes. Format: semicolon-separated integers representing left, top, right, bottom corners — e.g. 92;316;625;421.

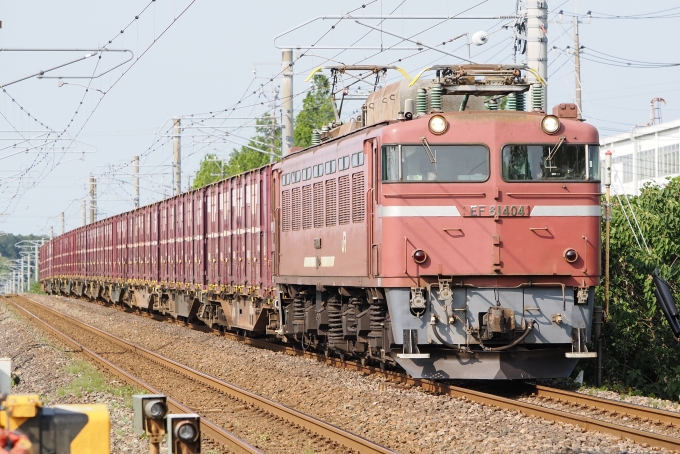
541;115;561;134
428;115;449;135
563;248;578;263
413;249;428;264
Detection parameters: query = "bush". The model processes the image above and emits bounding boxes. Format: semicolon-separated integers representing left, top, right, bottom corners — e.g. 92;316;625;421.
28;281;44;294
598;177;680;399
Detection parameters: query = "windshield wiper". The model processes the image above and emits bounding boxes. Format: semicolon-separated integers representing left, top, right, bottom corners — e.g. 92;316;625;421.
419;137;437;164
547;136;566;161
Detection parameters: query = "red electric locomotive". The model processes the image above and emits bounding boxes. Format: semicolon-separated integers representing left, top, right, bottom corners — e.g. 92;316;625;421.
40;65;601;379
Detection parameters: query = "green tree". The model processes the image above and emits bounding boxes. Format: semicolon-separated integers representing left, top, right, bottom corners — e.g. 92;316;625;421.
293;74;336;148
192;113;280;189
598;177;680;399
191;154;225;189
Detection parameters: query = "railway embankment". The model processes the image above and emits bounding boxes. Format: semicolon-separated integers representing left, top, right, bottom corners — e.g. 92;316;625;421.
27;293;674;454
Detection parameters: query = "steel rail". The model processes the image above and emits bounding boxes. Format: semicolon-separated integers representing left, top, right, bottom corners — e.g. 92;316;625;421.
0;295;261;454
529;385;680;427
5;295;396;454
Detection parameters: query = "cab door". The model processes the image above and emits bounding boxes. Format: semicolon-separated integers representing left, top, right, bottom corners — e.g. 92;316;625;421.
365;138;379;277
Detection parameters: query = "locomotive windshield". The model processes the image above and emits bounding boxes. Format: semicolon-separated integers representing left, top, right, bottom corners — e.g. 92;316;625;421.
502;144;600;181
382;144;489;182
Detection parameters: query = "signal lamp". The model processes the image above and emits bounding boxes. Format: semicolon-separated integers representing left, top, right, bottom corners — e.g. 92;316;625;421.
413;249;427;264
167;414;201;454
144;399;168;419
563;248;578;263
428;115;449;135
541;115;561;134
176;420;198;442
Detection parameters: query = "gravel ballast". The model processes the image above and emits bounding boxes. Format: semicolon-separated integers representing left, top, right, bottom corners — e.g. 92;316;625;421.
27;293;674;454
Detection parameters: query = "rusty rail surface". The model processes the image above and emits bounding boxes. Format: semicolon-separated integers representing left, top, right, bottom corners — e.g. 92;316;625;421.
3;295;396;454
529;385;680;427
0;295;262;454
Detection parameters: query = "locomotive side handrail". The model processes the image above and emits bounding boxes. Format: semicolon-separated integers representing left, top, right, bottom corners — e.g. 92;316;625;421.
383;192;486;197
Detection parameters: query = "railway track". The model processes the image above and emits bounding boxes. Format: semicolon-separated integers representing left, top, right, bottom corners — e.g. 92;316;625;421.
1;294;396;454
91;294;680;452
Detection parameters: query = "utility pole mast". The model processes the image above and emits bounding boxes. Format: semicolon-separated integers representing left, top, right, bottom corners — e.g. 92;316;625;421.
82;200;86;226
281;49;294;157
573;16;581;119
133;155;140;208
34;242;39;283
20;255;24;293
60;212;65;235
89;176;96;224
173;117;181;196
50;226;53;240
526;0;548;111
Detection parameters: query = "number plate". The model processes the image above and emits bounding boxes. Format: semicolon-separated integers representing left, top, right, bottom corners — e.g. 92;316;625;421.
462;205;530;217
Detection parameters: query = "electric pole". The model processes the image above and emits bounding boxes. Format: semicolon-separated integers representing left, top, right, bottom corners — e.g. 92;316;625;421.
34;242;39;283
281;49;294;157
89;179;94;223
173;117;181;196
573;16;581;119
60;212;65;235
526;0;548;111
50;226;53;240
133;155;140;208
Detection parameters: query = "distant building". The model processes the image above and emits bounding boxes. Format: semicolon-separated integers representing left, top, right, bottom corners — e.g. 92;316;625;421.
600;118;680;194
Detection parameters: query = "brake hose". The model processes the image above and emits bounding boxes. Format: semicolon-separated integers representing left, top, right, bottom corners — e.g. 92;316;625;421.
429;314;459;350
430;314;536;352
478;320;537;352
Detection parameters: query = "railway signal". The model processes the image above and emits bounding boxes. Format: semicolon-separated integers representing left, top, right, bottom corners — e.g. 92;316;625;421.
133;394;168;454
167;414;201;454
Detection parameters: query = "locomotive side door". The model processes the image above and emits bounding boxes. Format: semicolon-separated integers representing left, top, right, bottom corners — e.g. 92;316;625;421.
365;138;380;277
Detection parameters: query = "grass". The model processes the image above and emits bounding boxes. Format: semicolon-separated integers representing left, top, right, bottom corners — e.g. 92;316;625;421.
28;281;45;294
55;360;142;407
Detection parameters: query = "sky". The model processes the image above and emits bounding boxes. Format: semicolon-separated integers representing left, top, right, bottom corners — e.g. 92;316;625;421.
0;0;678;235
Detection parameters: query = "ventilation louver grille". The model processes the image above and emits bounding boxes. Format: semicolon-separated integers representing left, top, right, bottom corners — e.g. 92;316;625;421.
292;187;301;231
302;185;312;229
313;182;324;228
325;179;337;226
352;172;365;223
339;175;350;225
